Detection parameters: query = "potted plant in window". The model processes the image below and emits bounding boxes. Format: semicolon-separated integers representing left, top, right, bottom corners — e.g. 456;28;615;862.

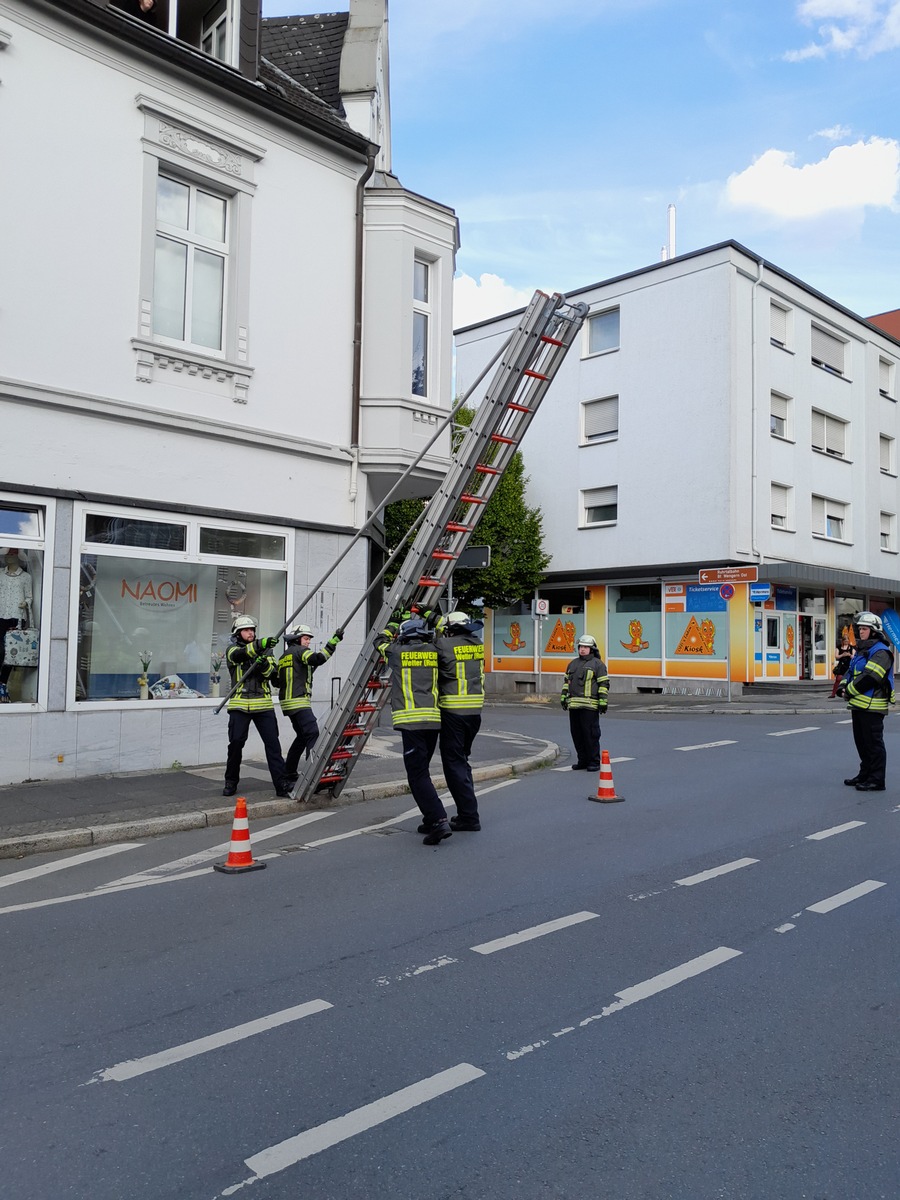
138;650;153;700
210;650;224;698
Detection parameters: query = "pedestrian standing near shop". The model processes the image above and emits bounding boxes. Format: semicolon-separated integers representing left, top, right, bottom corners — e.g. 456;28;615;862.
436;610;484;832
561;634;609;772
377;615;451;845
830;637;852;698
839;612;894;792
275;623;343;784
223;614;291;798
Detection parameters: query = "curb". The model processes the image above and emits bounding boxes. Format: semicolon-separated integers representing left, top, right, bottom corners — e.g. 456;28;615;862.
0;740;559;861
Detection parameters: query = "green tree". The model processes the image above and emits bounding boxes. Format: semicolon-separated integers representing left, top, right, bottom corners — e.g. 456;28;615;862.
382;406;550;609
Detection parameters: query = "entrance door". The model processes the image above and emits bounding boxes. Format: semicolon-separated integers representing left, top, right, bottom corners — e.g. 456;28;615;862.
756;612;798;678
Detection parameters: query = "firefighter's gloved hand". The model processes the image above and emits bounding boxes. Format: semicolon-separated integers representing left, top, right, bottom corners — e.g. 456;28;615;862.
598;704;608;715
560;695;569;710
259;636;279;651
332;628;344;641
390;607;408;625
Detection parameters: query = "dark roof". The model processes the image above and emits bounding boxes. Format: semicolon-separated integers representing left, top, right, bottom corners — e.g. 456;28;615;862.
261;13;350;114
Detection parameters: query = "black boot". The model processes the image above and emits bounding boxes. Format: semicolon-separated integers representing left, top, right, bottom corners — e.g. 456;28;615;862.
422;820;452;845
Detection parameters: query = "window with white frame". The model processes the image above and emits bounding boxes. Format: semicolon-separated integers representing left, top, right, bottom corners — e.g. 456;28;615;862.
154;173;228;352
811;409;847;458
770;302;790;349
74;506;288;703
881;511;895;552
134;99;261;399
880;357;896;400
812;494;848;541
112;0;238;66
771;483;791;529
770;392;791;439
0;498;49;707
879;434;895;475
582;395;618;442
811;325;846;376
586;308;620;356
582;486;617;526
412;258;432;398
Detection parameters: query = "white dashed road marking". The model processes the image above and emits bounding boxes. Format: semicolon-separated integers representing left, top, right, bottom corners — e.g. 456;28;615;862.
674;740;737;752
806;821;865;840
675;858;758;887
768;727;820;737
470;911;598;955
0;843;141;890
806;880;885;914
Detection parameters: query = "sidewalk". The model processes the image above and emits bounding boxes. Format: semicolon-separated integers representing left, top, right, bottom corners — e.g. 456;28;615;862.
0;685;856;860
0;715;559;860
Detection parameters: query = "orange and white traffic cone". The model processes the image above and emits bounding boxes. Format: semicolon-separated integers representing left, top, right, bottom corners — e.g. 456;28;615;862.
214;797;267;873
589;749;624;803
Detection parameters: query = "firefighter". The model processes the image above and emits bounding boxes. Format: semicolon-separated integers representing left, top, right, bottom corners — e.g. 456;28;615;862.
275;623;343;783
839;611;894;791
376;615;451;845
560;634;609;772
223;614;290;798
435;610;485;831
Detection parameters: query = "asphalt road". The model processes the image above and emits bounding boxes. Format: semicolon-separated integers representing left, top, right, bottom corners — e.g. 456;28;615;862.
1;707;897;1200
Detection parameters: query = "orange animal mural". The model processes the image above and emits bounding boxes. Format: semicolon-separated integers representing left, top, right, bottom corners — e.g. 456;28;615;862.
620;618;650;654
503;621;527;651
784;623;795;659
675;615;717;655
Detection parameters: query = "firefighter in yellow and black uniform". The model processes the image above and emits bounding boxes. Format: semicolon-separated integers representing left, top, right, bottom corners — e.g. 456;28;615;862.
838;611;894;791
561;633;610;772
274;623;342;784
224;614;290;798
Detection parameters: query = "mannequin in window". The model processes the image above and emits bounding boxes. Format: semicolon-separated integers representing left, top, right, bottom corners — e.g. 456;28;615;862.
0;550;34;702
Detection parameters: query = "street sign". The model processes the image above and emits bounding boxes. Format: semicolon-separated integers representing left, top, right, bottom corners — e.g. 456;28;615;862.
533;598;550;616
749;583;771;602
698;566;758;584
719;583;735;601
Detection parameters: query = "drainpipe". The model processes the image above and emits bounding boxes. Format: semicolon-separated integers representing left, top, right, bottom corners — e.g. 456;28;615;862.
750;256;764;564
350;145;378;454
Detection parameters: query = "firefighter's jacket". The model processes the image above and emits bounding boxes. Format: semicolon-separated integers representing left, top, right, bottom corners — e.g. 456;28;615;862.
562;651;610;711
275;634;339;713
225;636;277;713
376;625;440;730
845;636;895;713
436;622;485;714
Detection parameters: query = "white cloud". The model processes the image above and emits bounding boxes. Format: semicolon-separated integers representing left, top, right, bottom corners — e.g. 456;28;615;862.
453;273;534;329
785;0;900;59
726;138;900;218
815;124;853;139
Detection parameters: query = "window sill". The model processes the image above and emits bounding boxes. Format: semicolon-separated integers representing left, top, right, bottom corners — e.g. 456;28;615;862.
580;520;617;529
880;548;898;556
811;448;852;463
581;435;618;446
131;338;254;403
770;340;794;354
770;525;795;533
770;434;794;444
581;347;619;361
811;362;851;382
811;533;853;546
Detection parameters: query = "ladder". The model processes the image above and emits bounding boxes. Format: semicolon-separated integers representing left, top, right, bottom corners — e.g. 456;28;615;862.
294;290;588;803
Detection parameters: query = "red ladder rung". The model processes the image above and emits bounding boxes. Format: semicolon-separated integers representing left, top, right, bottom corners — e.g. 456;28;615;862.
445;522;473;532
474;464;500;475
507;401;530;412
354;703;377;713
341;726;367;737
490;434;517;444
317;774;344;787
460;494;488;504
430;550;457;560
523;368;548;380
329;750;354;760
366;678;387;689
418;577;444;587
541;334;564;346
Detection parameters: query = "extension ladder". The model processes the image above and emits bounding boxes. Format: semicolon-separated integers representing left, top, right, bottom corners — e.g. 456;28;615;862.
295;290;588;803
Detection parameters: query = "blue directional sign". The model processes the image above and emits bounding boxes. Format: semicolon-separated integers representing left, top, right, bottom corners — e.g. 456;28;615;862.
749;583;771;602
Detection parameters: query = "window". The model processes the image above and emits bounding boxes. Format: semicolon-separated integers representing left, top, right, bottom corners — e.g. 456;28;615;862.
582;396;618;442
75;506;288;703
587;308;620;356
582;486;617;525
112;0;238;67
881;512;895;552
811;409;847;458
880;357;896;400
811;325;846;376
770;302;790;348
153;173;227;352
812;495;848;541
879;434;895;475
412;258;431;398
770;392;790;439
0;498;48;706
771;484;790;529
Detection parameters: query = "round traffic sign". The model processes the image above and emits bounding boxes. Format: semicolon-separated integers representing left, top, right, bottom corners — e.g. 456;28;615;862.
720;583;735;601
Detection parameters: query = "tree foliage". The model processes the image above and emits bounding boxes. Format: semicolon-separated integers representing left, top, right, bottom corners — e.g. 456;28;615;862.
382;406;550;609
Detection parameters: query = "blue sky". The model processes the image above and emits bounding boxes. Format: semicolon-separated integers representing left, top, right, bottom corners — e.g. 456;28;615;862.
263;1;900;328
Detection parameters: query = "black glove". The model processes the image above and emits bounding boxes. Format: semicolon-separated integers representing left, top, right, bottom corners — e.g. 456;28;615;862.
332;628;344;641
598;705;608;715
560;695;569;710
259;636;279;651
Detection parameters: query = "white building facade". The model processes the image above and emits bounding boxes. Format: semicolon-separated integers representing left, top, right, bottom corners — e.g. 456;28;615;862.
455;242;900;693
0;0;457;784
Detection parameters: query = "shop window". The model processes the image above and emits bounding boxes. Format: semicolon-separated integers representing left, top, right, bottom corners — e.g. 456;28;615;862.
75;507;288;702
0;501;47;706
